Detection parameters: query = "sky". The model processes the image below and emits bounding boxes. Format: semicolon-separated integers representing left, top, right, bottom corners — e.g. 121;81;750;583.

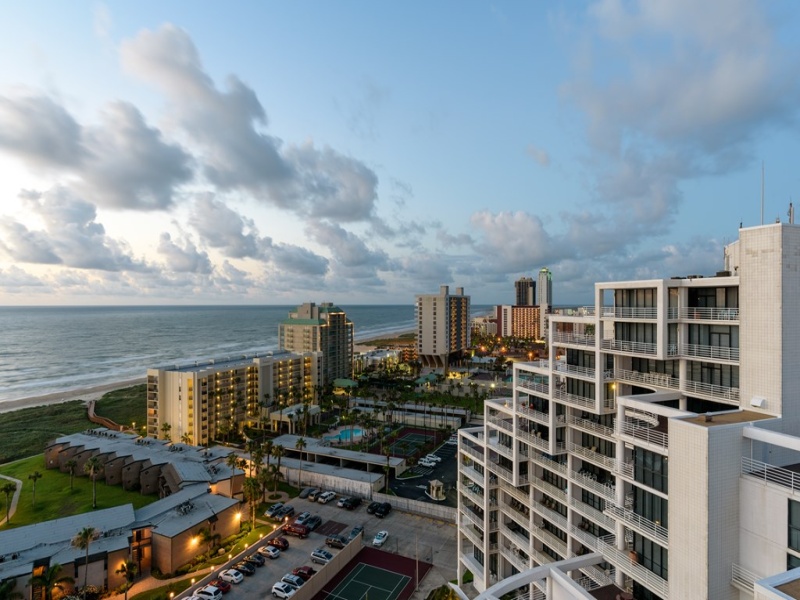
1;1;800;306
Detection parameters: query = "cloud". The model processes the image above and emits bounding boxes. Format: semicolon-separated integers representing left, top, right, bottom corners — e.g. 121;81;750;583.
526;144;551;167
188;195;262;259
470;211;568;271
157;232;213;274
308;221;391;281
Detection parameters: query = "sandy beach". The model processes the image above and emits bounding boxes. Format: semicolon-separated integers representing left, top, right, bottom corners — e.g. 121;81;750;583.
0;377;146;416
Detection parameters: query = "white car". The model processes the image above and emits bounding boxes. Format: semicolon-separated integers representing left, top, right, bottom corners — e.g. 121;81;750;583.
218;569;243;584
259;545;281;559
271;582;296;599
425;454;442;462
195;586;222;600
373;530;389;547
310;548;333;565
418;459;436;468
318;491;336;504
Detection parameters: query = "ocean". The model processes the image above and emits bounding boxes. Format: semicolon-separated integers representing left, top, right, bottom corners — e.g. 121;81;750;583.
0;304;490;404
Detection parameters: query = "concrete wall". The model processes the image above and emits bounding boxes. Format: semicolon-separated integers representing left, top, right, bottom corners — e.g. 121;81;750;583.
283;467;379;497
739;476;792;581
370;492;456;523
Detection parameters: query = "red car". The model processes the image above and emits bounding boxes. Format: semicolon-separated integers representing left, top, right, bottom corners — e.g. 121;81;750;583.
292;566;316;581
268;536;290;550
208;579;232;594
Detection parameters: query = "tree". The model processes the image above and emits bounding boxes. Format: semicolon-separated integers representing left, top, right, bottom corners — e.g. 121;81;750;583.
199;527;220;556
263;440;274;469
0;578;23;600
180;432;192;445
257;468;271;502
295;437;307;487
271;444;285;474
72;527;97;598
115;560;137;600
384;449;391;494
28;471;42;507
65;459;78;491
160;422;172;441
251;444;265;478
83;457;103;509
1;481;16;524
269;464;284;495
242;477;260;524
29;563;73;600
225;452;240;475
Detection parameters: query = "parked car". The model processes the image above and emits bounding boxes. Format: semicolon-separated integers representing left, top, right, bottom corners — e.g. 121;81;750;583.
271;582;296;599
298;487;315;499
268;536;290;550
244;553;265;567
325;534;347;549
291;566;316;581
218;570;243;584
294;511;311;525
318;491;336;504
418;459;436;468
310;548;333;565
347;525;364;541
336;496;349;508
259;545;281;559
343;497;362;510
265;502;285;518
234;561;255;576
307;489;322;501
372;530;389;547
208;579;232;594
375;502;392;518
425;454;442;462
195;585;223;600
305;515;322;531
282;523;310;538
276;505;296;521
367;501;382;514
281;574;305;589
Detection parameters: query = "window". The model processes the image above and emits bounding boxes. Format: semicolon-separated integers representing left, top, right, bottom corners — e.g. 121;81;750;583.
634;448;669;493
633;532;668;579
789;500;800;552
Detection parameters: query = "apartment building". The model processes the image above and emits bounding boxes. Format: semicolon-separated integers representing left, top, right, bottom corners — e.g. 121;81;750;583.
416;285;471;371
516;277;536;306
457;223;800;600
279;302;354;385
147;350;322;445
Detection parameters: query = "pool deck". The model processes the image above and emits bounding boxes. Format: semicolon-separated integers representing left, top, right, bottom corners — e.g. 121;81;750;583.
323;425;365;443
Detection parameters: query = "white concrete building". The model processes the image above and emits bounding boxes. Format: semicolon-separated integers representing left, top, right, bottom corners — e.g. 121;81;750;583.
416;285;471;371
457;223;800;600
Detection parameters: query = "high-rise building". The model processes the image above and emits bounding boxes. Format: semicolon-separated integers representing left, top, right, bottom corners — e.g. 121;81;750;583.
494;304;542;341
515;276;536;306
456;223;800;600
147;350;322;445
279;302;354;385
416;285;470;371
537;267;552;306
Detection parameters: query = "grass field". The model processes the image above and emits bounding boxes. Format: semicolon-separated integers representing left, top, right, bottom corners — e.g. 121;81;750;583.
94;384;147;431
0;454;156;529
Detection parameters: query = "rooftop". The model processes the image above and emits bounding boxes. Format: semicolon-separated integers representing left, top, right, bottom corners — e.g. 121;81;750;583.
682;410;775;428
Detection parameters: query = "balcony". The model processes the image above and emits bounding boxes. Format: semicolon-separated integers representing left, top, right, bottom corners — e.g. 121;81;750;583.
553;388;596;410
601;339;658;356
731;563;763;594
553;362;597;380
460;507;485;529
461;444;485;463
552;332;596;347
527;360;550;372
517;380;550;397
530;453;568;476
487;416;513;432
604;503;669;546
501;522;531;552
595;535;669;599
742;457;800;493
460;522;484;547
518;404;550;424
533;526;568;558
569;442;616;471
532;502;568;531
460;486;485;506
517;429;550;453
571;469;617;500
683;380;740;404
678;306;739;321
531;479;567;504
568;415;615;439
618;420;669;451
614;368;680;390
499;542;530;572
680;343;739;362
568;497;617;531
488;460;514;483
504;484;530;507
601;306;658;319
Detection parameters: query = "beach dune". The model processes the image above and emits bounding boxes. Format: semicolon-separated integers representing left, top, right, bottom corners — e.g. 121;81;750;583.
0;378;146;416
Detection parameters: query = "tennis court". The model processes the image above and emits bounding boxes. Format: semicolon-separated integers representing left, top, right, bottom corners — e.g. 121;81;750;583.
388;432;434;456
323;563;411;600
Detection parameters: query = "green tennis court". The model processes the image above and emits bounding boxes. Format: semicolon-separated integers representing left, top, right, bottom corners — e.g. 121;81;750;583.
324;563;411;600
388;432;434;456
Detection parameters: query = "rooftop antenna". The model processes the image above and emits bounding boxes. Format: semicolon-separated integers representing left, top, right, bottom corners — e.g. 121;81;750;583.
761;161;765;225
790;201;795;225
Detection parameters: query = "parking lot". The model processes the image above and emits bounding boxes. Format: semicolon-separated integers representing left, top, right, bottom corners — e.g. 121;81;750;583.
180;490;457;600
390;440;459;507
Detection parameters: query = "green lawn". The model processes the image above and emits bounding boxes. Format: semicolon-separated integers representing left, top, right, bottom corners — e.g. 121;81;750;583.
0;455;156;529
94;384;147;432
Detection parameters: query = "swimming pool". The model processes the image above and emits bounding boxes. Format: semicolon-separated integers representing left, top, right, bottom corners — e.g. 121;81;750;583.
324;428;363;442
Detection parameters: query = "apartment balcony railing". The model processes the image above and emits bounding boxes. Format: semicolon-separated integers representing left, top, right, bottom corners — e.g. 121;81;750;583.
518;405;550;424
460;508;485;529
615;460;635;480
683;380;740;403
518;380;551;398
580;564;616;590
460;523;484;547
461;463;484;484
601;306;658;319
490;440;514;459
680;343;740;362
533;526;569;558
569;522;602;551
530;546;559;567
503;484;530;507
619;420;669;451
553;362;597;380
569;442;617;471
568;497;617;531
501;522;532;551
553;388;596;410
488;460;514;483
532;478;568;504
460;486;485;507
595;536;669;599
601;339;658;355
487;416;513;432
614;368;680;390
499;543;530;572
678;306;739;321
604;504;669;546
531;453;568;476
527;360;550;371
742;457;800;493
461;444;485;463
517;430;550;453
568;415;616;439
552;332;596;347
571;469;617;500
731;563;762;593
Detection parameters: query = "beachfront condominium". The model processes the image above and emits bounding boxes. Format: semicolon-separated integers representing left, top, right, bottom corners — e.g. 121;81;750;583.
278;302;354;385
538;267;552;340
457;222;800;600
495;304;542;341
515;276;536;306
147;350;322;445
416;285;471;371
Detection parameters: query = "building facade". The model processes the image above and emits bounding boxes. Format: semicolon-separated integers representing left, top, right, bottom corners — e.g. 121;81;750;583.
147;350;322;445
457;223;800;600
515;277;536;306
279;302;354;385
416;285;471;371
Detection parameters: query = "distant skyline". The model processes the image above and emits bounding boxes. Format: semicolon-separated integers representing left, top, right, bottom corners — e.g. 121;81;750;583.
1;1;799;306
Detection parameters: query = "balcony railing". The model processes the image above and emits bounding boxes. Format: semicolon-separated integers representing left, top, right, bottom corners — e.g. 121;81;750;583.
533;526;568;558
518;405;550;424
461;444;485;463
517;429;550;453
553;362;597;380
568;415;616;438
553;388;595;410
530;453;568;476
528;360;550;371
568;497;617;531
487;416;513;432
518;380;550;397
532;500;567;530
504;484;530;506
731;563;762;592
680;343;740;362
614;368;680;390
679;306;739;321
619;420;669;450
531;478;567;503
601;339;658;355
460;523;484;547
488;460;514;482
595;536;669;599
604;504;669;546
460;508;485;529
683;380;740;403
459;486;484;506
580;564;616;589
571;469;617;500
602;306;658;319
569;442;616;470
500;542;530;572
552;332;596;347
615;460;634;479
742;457;800;493
501;522;531;551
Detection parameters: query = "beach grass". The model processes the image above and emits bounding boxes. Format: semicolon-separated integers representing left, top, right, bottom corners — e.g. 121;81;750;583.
0;454;156;529
95;383;147;431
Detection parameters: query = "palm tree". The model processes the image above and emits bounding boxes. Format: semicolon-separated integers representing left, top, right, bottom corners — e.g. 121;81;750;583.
1;481;16;524
225;452;240;475
29;563;74;600
295;437;307;487
115;559;137;600
251;444;265;478
263;440;274;469
242;477;260;523
271;444;285;474
72;527;97;598
28;471;42;507
257;468;271;502
180;432;192;445
0;578;23;600
160;422;172;441
65;459;78;491
83;457;103;509
269;464;284;496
